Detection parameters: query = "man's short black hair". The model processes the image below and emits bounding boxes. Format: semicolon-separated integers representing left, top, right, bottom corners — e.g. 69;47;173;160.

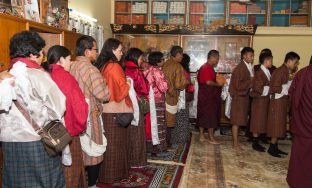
76;35;96;56
170;46;183;57
284;51;300;63
241;47;254;60
207;50;219;59
259;52;273;65
9;31;46;59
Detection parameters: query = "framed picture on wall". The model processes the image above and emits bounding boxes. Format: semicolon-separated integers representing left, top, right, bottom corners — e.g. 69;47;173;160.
24;0;40;22
39;0;68;28
0;0;12;14
225;42;237;60
11;0;24;17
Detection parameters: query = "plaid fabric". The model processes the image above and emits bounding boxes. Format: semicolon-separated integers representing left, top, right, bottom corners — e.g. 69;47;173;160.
70;56;110;166
128;112;147;167
267;64;290;138
250;97;270;134
230;96;250;126
2;141;65;188
147;100;168;153
98;113;129;184
63;137;87;188
267;97;289;138
163;58;189;106
171;103;191;145
163;58;188;127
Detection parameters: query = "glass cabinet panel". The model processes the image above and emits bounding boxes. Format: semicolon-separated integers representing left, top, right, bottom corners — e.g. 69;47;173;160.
115;34;180;56
181;35;251;73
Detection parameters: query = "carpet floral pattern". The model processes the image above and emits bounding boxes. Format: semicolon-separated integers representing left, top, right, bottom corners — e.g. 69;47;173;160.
98;141;190;188
181;133;291;188
221;136;290;188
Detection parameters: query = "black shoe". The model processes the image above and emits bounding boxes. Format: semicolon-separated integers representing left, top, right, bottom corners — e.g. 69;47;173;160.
277;147;288;155
268;144;282;158
259;136;270;144
252;142;266;152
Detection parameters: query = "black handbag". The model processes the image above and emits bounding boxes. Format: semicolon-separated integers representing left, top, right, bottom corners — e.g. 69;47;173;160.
14;101;72;156
116;113;134;127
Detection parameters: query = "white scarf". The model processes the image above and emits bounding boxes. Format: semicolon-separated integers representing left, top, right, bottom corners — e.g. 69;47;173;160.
166;103;178;114
127;77;140;126
244;60;254;77
80;98;107;157
177;89;186;111
260;65;271;81
149;85;159;145
0;77;16;111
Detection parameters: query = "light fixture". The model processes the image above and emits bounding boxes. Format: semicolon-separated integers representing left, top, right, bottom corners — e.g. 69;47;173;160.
69;9;98;23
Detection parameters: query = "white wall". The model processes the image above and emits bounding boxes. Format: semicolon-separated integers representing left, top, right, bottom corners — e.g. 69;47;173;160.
68;0;114;40
253;26;312;70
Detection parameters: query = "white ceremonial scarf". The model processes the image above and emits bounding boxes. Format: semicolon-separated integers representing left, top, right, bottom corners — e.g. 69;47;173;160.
244;60;254;78
80;98;107;157
149;85;159;145
260;65;271;81
127;77;140;126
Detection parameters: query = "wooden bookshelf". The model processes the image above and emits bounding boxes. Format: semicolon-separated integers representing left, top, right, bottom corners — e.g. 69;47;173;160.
115;0;148;24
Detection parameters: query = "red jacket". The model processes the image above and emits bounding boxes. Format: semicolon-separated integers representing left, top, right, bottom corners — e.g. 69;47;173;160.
50;64;88;136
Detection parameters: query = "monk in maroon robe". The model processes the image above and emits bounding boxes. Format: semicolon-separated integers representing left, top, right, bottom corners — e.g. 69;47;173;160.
197;50;223;143
287;64;312;188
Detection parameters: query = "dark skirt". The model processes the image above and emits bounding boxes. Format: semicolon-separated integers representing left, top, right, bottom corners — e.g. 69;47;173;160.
128;112;147;167
147;101;168;153
99;113;129;184
197;83;221;129
287;136;312;188
230;96;250;126
63;136;87;188
250;96;270;134
2;141;65;188
171;103;190;145
267;97;289;138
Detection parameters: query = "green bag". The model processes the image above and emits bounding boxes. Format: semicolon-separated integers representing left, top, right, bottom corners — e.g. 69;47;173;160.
138;96;150;115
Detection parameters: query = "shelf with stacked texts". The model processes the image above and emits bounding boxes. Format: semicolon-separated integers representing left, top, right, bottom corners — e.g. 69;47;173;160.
152;0;186;24
115;0;148;24
189;0;226;25
229;0;268;26
270;0;310;26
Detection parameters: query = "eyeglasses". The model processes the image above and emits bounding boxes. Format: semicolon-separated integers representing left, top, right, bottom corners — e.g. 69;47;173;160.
90;48;98;53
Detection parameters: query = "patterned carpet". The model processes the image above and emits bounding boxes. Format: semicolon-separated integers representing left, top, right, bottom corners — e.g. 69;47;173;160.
221;136;290;188
97;140;190;188
180;133;225;188
181;133;291;188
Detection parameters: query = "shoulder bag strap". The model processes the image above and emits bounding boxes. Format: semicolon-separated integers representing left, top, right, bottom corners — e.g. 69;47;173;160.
14;100;42;133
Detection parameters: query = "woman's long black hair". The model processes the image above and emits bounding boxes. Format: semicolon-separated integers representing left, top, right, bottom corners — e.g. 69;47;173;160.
94;38;121;70
41;45;71;73
124;48;143;66
181;53;190;73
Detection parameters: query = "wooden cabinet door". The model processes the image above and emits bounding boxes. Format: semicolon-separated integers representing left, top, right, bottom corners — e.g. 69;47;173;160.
0;14;27;71
63;31;82;60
